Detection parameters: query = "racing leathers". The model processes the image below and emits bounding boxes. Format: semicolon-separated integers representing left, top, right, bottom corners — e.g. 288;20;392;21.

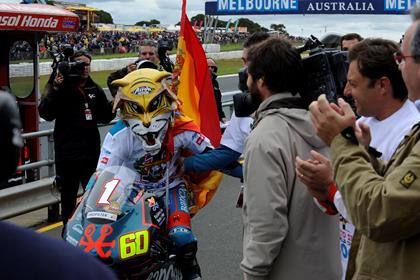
97;117;211;276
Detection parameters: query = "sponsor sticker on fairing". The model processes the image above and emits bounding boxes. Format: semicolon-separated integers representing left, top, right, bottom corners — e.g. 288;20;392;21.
87;211;117;221
65;235;79;246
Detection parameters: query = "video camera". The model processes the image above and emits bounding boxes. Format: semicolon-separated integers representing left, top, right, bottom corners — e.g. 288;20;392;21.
158;38;174;53
49;44;73;71
234;35;349;117
49;44;86;83
298;35;348;105
57;60;87;82
158;38;174;72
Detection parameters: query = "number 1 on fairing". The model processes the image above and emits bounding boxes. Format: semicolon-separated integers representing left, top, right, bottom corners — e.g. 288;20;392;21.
97;179;120;205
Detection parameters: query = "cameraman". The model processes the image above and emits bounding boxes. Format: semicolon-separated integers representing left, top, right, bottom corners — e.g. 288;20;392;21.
207;58;227;123
158;38;175;73
39;51;115;227
107;39;162;97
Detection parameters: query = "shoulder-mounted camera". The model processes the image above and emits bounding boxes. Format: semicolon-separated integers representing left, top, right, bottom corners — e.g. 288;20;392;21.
157;38;175;73
298;35;349;104
233;35;350;117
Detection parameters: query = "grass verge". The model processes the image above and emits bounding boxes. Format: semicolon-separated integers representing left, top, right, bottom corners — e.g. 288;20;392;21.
11;57;244;98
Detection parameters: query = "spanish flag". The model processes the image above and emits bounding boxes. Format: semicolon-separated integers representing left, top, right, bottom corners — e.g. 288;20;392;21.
174;0;223;214
174;0;221;147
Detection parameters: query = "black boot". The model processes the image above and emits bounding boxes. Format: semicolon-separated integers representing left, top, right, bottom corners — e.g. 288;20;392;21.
177;243;202;280
181;256;201;280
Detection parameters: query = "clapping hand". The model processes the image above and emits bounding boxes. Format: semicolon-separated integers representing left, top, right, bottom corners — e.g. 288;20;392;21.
309;95;357;146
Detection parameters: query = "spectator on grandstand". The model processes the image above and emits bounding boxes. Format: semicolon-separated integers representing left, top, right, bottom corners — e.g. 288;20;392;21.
341;33;363;51
36;30;262;59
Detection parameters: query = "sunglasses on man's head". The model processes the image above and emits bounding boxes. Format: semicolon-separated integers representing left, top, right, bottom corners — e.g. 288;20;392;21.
141;52;155;56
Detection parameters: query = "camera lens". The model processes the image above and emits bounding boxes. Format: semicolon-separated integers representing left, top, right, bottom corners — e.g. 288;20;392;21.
233;92;259;117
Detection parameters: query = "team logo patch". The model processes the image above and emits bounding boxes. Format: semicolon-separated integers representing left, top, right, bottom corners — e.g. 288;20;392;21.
100;156;109;164
133;86;153;96
400;171;417;189
195;134;204;145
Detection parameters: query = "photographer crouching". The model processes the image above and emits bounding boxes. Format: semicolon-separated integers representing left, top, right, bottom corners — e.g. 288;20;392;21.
39;51;115;228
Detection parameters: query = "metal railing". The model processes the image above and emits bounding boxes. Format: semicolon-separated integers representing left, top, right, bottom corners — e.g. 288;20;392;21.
17;129;54;182
0;91;240;220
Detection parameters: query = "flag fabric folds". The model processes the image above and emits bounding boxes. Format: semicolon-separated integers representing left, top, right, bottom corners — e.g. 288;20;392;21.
173;0;223;214
174;0;221;148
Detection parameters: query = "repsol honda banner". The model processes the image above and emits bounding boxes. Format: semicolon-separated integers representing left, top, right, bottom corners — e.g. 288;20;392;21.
0;3;79;32
205;0;418;15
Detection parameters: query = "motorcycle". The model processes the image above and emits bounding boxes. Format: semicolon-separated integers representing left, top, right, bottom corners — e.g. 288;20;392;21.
63;165;184;280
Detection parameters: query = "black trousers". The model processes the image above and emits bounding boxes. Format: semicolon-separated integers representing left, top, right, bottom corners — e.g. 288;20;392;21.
55;159;97;225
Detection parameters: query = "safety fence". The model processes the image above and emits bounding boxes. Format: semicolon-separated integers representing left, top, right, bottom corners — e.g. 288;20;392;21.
0;91;238;221
10;50;243;77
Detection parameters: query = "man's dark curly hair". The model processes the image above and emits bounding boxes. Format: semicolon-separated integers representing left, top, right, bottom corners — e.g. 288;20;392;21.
247;37;303;95
243;31;270;48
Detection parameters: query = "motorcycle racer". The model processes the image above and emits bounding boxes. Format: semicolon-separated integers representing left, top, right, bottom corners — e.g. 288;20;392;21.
97;68;208;280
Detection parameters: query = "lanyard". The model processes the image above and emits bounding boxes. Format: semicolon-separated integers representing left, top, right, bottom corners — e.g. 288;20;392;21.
76;85;93;121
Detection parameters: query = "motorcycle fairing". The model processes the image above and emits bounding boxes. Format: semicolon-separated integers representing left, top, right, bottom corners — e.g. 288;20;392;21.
64;166;165;272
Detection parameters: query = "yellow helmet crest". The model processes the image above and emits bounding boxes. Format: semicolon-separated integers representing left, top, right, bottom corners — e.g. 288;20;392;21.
112;69;178;155
112;68;178;122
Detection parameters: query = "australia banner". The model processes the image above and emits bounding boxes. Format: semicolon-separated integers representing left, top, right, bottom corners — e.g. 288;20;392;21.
205;0;419;15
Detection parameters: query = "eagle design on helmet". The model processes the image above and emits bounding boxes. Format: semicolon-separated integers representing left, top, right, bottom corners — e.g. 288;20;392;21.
112;68;178;155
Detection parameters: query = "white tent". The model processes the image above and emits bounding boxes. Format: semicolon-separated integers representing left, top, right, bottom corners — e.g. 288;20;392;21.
166;24;180;32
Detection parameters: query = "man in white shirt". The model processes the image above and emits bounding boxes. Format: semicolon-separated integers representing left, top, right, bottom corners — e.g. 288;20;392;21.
296;38;420;279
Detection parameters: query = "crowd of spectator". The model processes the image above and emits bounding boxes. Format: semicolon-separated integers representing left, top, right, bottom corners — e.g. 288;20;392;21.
10;29;305;61
38;31;175;58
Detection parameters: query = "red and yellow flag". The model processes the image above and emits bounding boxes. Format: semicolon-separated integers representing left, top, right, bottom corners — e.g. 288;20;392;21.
174;0;221;147
173;0;223;214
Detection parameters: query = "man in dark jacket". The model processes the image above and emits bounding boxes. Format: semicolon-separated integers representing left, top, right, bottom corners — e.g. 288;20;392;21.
39;51;115;226
207;58;227;123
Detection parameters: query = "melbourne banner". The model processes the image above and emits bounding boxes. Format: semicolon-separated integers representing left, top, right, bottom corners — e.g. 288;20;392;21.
205;0;419;15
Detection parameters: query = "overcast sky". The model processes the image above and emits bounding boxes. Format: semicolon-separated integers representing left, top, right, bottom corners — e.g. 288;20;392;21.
6;0;412;41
